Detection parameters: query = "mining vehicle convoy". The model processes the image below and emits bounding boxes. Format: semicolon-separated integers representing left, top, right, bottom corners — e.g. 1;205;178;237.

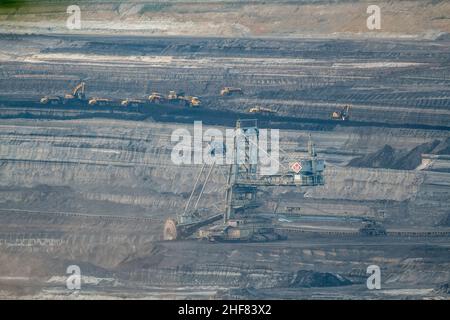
162;120;327;243
220;87;244;96
39;83;202;110
331;105;351;121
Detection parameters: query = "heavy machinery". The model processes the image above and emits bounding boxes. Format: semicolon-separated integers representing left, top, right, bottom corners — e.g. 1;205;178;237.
167;91;179;100
163;119;326;242
148;92;166;104
121;99;147;108
40;82;86;105
163;161;223;241
359;219;387;236
331;105;351;121
40;96;62;105
167;90;186;102
168;90;187;106
187;96;201;107
220;87;243;96
64;82;86;101
88;97;112;106
167;91;201;107
248;106;277;115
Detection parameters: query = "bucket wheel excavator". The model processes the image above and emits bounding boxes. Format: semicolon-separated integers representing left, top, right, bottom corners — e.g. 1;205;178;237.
163;119;326;242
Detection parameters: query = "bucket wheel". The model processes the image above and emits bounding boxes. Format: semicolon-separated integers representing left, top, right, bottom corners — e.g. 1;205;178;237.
163;218;178;240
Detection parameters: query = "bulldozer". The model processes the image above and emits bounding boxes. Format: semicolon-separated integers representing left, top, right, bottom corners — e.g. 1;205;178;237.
220;87;243;96
331;105;351;121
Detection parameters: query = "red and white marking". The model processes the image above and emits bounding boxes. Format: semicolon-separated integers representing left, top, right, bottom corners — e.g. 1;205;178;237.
291;162;302;173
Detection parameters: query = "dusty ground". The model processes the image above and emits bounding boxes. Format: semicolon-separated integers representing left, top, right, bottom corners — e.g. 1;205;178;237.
0;30;449;299
0;1;449;39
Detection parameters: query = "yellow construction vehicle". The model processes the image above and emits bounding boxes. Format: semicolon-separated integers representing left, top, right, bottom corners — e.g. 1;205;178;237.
40;82;86;105
88;97;111;106
40;96;62;105
189;96;201;107
248;106;276;115
167;91;182;101
148;92;165;104
331;105;351;121
64;82;86;101
220;87;243;96
121;99;146;107
167;90;190;106
149;92;166;103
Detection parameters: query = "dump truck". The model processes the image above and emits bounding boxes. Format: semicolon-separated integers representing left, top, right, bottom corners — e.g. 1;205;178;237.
40;96;62;105
148;92;165;104
178;95;201;107
220;87;243;96
121;99;146;107
167;91;190;106
167;90;186;101
88;97;112;106
331;105;351;121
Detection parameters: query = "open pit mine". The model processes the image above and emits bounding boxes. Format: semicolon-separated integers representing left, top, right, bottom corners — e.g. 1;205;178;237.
0;1;450;300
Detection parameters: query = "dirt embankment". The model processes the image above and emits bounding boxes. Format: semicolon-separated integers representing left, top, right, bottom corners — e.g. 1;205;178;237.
0;1;449;38
348;139;450;170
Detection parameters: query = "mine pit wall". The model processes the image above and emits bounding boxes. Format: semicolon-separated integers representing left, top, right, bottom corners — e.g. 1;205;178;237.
1;35;450;128
0;119;449;228
0;210;160;272
115;266;290;289
1;0;450;38
2;216;448;295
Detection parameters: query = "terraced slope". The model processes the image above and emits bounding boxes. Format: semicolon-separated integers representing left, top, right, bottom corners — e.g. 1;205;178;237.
0;1;449;38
